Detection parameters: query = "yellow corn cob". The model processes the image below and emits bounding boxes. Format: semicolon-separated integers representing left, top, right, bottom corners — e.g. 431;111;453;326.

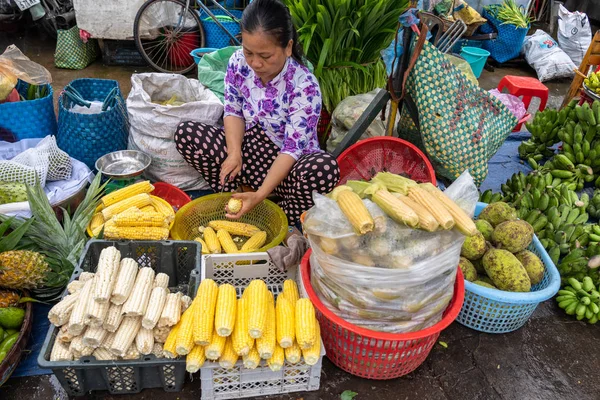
420;183;478;236
203;227;221;254
151;197;175;221
214;283;236;337
194;237;210;254
49;291;80;326
176;299;197;355
86;298;110;328
227;198;243;214
92;347;116;361
93;246;121;304
159;292;182;327
110;316;142;357
122;267;155;317
142;287;168;329
407;186;455;230
154;273;169;289
302;324;321;365
241;231;267;252
243;346;261;369
285;341;302;364
330;186;374;234
101;180;154;208
208;220;261;237
90;213;104;236
102;193;153;220
186;345;206;373
50;339;73;361
67;280;85;294
395;193;440;232
136;327;155;355
219;337;239;369
232;298;253;356
256;293;276;359
276;296;295;348
83;326;107;348
247;280;269;339
217;229;239;254
57;325;76;343
113;207;168;228
205;329;227;360
193;279;219;345
163;321;181;358
319;237;340;255
104;224;170;241
295;299;317;349
267;344;284;372
369;188;419;228
282;280;299;308
140;205;156;213
67;279;93;335
110;258;139;305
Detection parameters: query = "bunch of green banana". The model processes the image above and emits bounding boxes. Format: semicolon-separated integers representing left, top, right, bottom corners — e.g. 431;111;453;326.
586;189;600;219
538;155;595;192
479;189;504;204
557;248;600;286
556;277;600;323
557;101;600;173
519;107;568;160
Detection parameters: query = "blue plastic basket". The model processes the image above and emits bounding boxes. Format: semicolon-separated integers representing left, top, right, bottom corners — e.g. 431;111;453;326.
456;202;561;334
0;81;56;141
479;9;528;64
200;9;242;49
190;47;219;64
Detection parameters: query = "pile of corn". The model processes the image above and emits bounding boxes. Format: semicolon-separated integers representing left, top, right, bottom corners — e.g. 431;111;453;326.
196;220;268;254
89;181;175;240
164;278;321;373
48;246;191;362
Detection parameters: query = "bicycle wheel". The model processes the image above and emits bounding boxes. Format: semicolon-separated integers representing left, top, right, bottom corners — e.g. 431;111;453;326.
134;0;205;74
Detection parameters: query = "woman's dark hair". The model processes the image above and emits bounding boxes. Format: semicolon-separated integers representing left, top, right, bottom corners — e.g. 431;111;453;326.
240;0;304;65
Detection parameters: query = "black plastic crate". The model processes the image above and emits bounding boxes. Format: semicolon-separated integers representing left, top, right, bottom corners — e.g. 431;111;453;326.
100;40;147;67
38;240;201;396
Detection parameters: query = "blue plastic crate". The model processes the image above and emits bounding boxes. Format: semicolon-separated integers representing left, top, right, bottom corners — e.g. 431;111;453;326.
456;202;561;333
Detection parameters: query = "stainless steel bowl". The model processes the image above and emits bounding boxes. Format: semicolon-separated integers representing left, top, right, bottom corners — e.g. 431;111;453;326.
583;83;600;102
95;150;152;179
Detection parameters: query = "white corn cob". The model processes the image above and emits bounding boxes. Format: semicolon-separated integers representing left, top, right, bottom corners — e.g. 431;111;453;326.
57;325;76;343
158;292;182;327
83;278;98;326
67;280;85;294
86;297;110;328
153;326;170;343
93;246;122;303
70;335;94;358
101;331;117;351
142;287;167;329
103;303;124;333
123;345;141;360
136;327;154;355
111;258;139;305
78;272;95;282
49;292;80;326
153;273;169;289
92;347;116;361
122;267;155;317
152;343;164;358
83;326;107;348
110;317;142;357
180;295;192;312
50;339;73;361
67;279;94;335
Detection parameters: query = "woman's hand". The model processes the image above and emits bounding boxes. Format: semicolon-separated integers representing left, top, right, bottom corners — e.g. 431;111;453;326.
220;153;242;186
225;192;265;219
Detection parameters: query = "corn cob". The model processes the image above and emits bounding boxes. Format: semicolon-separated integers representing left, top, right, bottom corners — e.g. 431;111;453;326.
101;180;154;208
176;299;197;355
319;237;339;255
285;341;302;364
420;183;478;236
186;345;206;373
142;287;168;329
79;272;95;282
295;299;317;349
243;346;261;369
205;329;227;360
152;343;164;358
330;186;374;234
241;231;267;252
104;224;170;241
67;280;85;294
110;258;139;305
232;298;253;356
93;246;122;304
372;172;416;194
67;279;94;335
151;197;175;221
407;186;455;230
90;213;105;236
158;292;182;327
267;344;284;372
282;280;299;308
219;337;239;369
203;227;221;254
194;237;210;255
93;347;116;361
394;193;439;232
140;205;155;213
154;273;169;289
57;325;76;343
214;283;236;337
70;335;94;358
276;296;294;348
136;327;155;355
180;295;192;312
50;339;73;361
163;321;181;358
102;193;152;220
194;279;219;345
83;279;98;326
101;331;117;351
86;298;110;328
227;198;243;214
113;206;168;228
82;326;107;348
208;220;261;237
368;187;419;228
302;324;321;365
153;325;170;343
49;291;80;326
217;229;239;254
257;293;276;359
247;280;269;339
110;316;142;357
103;303;124;333
123;345;140;360
122;267;155;317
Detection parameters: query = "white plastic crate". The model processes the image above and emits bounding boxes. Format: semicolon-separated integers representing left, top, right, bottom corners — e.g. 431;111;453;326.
199;252;325;400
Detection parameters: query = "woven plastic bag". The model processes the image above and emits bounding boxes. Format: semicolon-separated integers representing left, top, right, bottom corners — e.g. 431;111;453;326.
55;26;98;70
479;8;528;63
304;170;478;334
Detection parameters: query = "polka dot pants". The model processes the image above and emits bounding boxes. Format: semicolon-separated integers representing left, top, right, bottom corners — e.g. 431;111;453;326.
174;121;340;225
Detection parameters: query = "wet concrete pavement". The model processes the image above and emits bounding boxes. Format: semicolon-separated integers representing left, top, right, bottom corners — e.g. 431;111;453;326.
1;27;599;400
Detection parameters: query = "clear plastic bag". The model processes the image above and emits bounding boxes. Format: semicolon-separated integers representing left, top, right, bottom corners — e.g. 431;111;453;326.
304;171;478;333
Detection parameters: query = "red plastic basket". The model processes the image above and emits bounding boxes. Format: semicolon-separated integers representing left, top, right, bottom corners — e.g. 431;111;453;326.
336;137;436;185
300;250;465;380
151;182;192;212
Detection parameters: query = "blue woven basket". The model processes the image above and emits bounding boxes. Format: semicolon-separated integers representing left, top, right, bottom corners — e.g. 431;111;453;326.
0;81;56;141
200;9;242;49
456;202;561;334
479;9;529;64
57;79;129;171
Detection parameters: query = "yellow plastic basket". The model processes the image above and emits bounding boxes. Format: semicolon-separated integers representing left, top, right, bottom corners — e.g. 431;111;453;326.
171;193;288;252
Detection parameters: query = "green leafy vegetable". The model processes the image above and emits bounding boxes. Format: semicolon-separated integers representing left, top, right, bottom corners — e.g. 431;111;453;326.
341;390;358;400
486;0;533;29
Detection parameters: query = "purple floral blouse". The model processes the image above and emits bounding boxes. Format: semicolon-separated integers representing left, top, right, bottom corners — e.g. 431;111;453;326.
223;50;322;160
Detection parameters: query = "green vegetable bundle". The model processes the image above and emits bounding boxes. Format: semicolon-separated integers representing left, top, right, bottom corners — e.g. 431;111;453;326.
486;0;533;29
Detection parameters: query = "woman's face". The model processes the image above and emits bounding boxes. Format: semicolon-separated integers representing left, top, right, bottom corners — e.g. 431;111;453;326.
242;30;292;83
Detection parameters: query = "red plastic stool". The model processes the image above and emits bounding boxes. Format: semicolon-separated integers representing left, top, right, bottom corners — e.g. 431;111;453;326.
497;76;549;132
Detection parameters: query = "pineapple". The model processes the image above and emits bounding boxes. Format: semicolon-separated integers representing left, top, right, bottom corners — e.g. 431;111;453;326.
0;250;48;289
0;289;20;307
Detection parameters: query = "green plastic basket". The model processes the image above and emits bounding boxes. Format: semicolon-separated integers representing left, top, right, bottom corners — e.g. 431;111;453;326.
171;193;288;252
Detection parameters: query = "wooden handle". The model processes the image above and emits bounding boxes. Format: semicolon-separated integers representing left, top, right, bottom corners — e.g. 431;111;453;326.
574;68;588;79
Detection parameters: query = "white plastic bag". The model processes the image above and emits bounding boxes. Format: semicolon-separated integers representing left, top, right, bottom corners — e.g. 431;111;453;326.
522;30;576;82
557;5;591;67
127;73;223;190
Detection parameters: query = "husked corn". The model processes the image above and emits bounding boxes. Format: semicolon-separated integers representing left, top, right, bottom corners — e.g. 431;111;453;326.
142;287;168;329
203;227;221;254
163;321;181;358
111;258;139;305
67;280;85;294
103;303;124;333
194;237;210;255
193;279;218;346
257;293;276;359
110;317;142;357
159;292;182;327
154;273;169;289
101;193;152;220
295;299;317;349
70;335;94;358
152;343;164;358
83;326;107;348
217;229;238;254
136;327;155;355
67;279;94;335
285;341;302;364
420;183;478;236
153;325;170;343
267;344;284;372
208;220;261;237
122;267;155;317
407;186;455;230
276;296;295;349
231;298;253;356
214;283;236;337
240;231;267;252
86;297;110;328
123;345;141;360
175;299;197;355
112;206;167;228
57;325;75;343
78;272;95;282
180;295;192;312
186;345;206;373
101;181;154;208
101;331;117;351
247;280;269;339
93;246;122;304
205;329;227;360
243;346;261;369
92;347;116;361
49;291;80;326
302;324;321;365
219;337;239;369
330;186;374;234
282;280;299;308
104;224;170;241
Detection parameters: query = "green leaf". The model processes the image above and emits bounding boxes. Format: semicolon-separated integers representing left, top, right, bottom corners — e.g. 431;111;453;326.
341;390;358;400
439;341;448;348
0;217;34;253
